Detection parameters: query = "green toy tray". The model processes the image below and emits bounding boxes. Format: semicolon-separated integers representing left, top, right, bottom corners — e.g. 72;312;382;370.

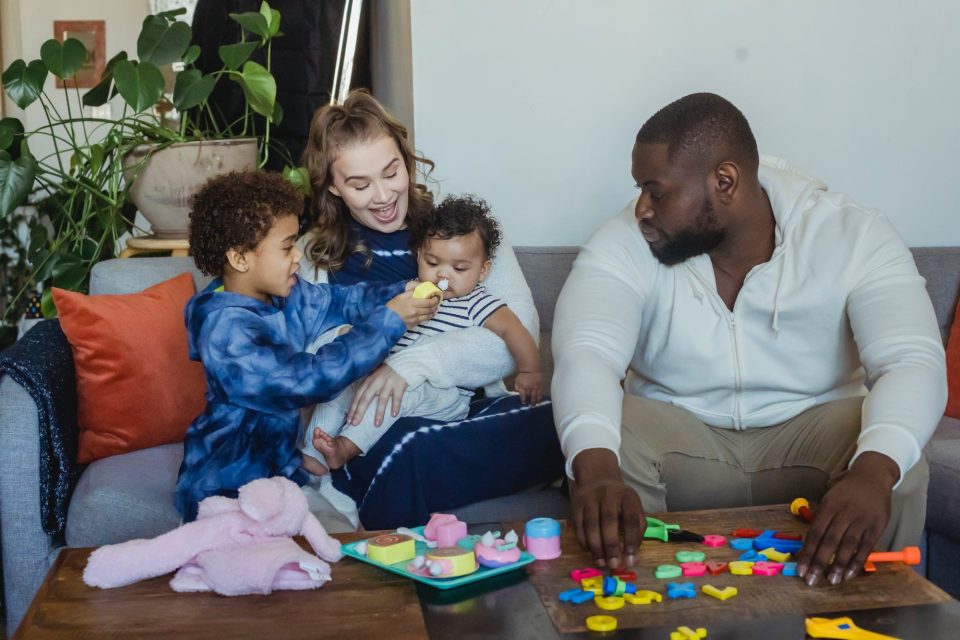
341;526;535;590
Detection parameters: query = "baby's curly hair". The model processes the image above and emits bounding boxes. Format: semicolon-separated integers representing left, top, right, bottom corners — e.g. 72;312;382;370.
189;170;303;276
410;195;502;259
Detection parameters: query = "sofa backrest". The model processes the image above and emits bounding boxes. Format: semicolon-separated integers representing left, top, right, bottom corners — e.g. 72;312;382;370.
89;246;960;385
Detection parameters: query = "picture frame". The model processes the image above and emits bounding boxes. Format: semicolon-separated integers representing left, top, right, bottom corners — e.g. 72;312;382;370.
53;20;105;89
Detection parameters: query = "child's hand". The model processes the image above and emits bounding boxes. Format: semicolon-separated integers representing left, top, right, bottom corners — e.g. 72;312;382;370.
387;291;439;329
514;371;543;406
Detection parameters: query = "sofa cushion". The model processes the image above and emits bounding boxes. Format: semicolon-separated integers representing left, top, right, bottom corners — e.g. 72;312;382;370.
926;416;960;539
66;443;183;547
53;273;207;463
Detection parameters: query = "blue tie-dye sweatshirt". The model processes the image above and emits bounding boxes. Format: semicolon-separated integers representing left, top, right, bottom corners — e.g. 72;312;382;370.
175;276;407;521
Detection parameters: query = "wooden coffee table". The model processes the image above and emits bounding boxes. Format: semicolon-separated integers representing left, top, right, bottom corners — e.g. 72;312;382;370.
15;505;960;639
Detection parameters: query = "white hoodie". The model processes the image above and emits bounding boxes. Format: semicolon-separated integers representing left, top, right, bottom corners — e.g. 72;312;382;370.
552;157;947;485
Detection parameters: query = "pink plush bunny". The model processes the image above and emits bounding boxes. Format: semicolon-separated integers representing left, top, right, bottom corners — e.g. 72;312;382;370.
83;477;342;595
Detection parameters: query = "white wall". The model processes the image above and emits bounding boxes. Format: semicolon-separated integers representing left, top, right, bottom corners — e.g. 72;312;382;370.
409;0;960;247
3;0;149;162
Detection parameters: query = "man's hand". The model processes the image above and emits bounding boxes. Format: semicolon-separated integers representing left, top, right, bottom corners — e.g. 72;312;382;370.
570;448;646;569
795;451;899;587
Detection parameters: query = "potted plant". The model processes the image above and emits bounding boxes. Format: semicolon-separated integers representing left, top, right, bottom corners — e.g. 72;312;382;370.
0;0;306;338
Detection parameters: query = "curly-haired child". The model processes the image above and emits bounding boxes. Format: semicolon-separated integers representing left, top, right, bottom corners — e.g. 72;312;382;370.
303;195;544;474
175;170;437;522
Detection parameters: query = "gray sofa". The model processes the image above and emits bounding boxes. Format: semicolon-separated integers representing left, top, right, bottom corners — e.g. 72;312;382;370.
2;246;959;634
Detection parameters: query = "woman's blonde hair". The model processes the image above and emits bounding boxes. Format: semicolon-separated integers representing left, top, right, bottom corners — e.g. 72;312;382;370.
301;89;435;271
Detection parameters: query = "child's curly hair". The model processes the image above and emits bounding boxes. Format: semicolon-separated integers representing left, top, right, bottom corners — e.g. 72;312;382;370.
410;195;502;259
189;171;303;276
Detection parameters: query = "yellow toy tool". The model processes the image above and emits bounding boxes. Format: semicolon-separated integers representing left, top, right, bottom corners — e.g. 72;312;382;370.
412;280;447;301
805;616;900;640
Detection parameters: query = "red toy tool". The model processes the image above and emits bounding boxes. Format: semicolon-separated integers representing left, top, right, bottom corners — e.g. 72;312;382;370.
790;498;814;523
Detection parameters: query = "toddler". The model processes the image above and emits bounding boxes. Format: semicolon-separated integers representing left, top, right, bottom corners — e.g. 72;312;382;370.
303;195;543;472
175;170;436;521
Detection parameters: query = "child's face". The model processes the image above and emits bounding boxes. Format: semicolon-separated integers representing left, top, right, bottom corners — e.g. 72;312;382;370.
328;136;410;233
417;231;491;298
236;214;302;302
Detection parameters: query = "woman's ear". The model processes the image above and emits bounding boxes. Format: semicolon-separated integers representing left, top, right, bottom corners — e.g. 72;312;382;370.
327;183;341;198
226;248;248;273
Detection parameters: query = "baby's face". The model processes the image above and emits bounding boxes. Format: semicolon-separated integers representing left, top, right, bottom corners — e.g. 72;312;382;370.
416;231;491;298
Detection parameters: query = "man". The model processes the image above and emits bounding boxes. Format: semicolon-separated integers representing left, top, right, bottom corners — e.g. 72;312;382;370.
552;93;946;588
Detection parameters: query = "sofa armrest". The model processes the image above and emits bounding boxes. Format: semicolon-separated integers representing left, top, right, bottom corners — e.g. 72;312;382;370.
0;319;82;535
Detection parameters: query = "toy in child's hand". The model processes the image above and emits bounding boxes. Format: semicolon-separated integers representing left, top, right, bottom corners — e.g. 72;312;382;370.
412;279;448;301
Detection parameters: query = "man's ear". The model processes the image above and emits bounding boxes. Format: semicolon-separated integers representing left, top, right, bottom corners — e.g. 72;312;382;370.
226;248;249;273
478;258;493;282
715;161;740;204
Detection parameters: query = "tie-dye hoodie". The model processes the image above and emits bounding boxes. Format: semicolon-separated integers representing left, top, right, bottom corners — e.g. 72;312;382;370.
175;276;407;521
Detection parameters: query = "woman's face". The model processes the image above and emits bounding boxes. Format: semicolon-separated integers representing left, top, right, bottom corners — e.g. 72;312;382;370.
328;135;410;233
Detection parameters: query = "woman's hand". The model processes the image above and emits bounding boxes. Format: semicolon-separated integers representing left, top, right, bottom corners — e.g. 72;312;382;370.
387;290;439;329
349;364;409;426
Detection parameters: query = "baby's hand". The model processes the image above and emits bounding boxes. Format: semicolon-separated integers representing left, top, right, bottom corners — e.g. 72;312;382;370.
514;371;543;406
387;291;439;329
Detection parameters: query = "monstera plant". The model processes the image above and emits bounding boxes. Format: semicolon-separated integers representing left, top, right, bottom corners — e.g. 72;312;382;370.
0;0;303;339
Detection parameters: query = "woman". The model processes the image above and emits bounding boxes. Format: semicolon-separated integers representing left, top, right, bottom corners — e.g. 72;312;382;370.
298;90;563;528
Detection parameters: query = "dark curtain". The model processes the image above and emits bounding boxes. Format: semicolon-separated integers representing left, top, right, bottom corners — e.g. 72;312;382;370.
191;0;372;171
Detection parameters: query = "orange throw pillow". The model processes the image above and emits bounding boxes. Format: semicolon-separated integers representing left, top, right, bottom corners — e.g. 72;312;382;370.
53;272;207;463
946;294;960;419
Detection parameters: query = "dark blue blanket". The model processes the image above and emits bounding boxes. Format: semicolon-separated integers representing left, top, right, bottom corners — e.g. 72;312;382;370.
0;320;80;537
332;394;564;529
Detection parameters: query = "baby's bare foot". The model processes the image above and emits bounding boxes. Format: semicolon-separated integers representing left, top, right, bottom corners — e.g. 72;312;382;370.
313;429;361;469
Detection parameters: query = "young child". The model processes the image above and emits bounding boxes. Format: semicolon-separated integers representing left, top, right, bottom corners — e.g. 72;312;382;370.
175;171;437;522
303;195;544;472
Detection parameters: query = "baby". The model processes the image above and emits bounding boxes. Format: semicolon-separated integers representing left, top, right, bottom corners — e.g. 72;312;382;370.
302;195;543;472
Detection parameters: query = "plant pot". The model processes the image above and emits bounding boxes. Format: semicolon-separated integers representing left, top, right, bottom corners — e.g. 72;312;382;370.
122;138;259;239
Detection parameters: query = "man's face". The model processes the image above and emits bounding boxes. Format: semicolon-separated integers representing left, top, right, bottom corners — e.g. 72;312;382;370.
631;142;725;265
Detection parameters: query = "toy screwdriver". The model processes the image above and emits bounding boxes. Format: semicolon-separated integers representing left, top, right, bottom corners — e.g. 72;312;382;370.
643;517;704;543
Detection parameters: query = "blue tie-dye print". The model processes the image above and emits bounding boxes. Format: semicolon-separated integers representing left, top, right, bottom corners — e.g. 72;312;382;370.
175;276;407;522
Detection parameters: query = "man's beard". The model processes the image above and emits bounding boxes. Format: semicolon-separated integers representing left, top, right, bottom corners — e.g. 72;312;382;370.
648;199;725;266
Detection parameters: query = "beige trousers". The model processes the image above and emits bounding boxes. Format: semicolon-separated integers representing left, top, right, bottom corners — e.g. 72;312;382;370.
619;396;928;550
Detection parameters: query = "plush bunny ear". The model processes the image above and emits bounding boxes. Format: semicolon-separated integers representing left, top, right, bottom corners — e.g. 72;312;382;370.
238;477;285;523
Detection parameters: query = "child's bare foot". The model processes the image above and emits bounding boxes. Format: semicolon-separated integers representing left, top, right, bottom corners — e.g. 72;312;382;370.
301;453;328;477
313;428;362;470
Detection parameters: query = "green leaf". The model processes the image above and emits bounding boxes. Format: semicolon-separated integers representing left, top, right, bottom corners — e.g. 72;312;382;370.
235;60;275;118
229;11;269;38
2;59;47;109
260;2;281;37
88;143;105;175
156;7;187;21
28;223;48;260
271;100;283;125
182;44;201;66
282;165;312;197
81;51;127;107
172;69;216;110
0;117;24;156
52;252;87;290
0;146;35;217
41;287;57;318
218;42;257;71
40;38;87;79
33;249;58;283
137;15;192;66
113;60;164;113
